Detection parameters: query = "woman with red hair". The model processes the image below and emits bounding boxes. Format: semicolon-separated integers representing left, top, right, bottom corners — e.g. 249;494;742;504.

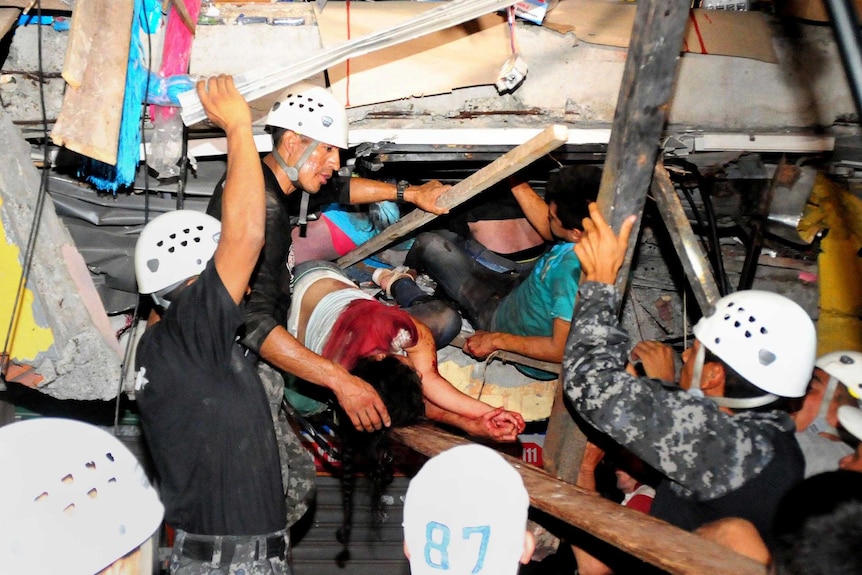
287;260;526;442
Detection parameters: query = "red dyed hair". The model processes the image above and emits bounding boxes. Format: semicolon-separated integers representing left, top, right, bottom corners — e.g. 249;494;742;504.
321;299;418;371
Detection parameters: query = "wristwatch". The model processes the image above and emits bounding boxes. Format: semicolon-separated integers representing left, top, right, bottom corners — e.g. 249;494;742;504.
396;180;409;202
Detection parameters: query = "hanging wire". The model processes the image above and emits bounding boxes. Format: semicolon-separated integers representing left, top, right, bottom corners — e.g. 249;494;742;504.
2;0;53;377
673;162;731;297
698;183;731;296
506;6;518;54
114;0;157;430
474;350;504;401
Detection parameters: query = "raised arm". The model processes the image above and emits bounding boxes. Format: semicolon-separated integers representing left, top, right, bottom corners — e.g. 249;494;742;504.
202;75;265;304
509;175;553;241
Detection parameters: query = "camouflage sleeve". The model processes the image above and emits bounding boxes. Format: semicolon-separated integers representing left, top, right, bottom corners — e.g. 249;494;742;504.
562;281;775;500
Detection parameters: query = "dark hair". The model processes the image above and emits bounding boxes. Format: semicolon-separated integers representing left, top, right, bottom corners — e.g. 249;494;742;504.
543;164;602;230
335;356;425;565
703;347;792;412
269;126;287;149
771;470;862;575
268;127;312;150
702;348;762;400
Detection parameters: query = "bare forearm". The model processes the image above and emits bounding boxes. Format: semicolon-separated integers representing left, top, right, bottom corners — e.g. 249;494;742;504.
510;180;552;241
222;119;264;249
348;177;448;215
347;177;398;203
420;373;490;419
424;402;485;436
485;332;564;363
258;326;350;391
424;402;466;427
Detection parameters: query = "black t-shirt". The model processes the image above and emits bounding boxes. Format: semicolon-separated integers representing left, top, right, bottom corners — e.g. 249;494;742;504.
135;261;286;535
650;423;804;548
206;162;351;353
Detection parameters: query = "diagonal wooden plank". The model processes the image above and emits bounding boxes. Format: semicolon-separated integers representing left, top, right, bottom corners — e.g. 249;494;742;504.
650;161;721;311
337;124;568;268
392;423;765;575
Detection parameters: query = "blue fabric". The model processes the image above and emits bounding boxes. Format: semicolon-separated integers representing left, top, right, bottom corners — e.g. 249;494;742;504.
81;0;161;193
320;203;377;245
493;243;580;336
493;243;580;379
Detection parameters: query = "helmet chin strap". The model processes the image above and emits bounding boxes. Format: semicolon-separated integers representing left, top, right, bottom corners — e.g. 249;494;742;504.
272;139;320;238
687;343;778;409
687;343;707;399
808;375;840;435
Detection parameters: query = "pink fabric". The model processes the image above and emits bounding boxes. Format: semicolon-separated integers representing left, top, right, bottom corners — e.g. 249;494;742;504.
152;0;202;122
322;215;358;256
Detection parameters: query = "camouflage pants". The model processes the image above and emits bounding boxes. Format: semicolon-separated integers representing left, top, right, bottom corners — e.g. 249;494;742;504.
258;362;317;528
170;530;290;575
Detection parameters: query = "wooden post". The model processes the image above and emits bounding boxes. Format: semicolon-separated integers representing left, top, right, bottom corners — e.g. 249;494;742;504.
651;161;721;311
336;124;568;268
542;0;691;483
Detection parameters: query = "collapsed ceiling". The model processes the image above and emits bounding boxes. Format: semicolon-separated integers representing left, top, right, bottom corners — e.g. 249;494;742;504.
0;1;860;402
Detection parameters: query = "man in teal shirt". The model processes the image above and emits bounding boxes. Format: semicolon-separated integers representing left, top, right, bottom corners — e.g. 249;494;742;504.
400;165;600;379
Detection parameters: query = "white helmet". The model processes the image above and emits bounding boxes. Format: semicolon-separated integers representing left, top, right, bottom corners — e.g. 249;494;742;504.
693;290;816;398
816;351;862;399
135;210;221;297
403;445;529;575
838;405;862;442
266;83;348;149
0;418;164;575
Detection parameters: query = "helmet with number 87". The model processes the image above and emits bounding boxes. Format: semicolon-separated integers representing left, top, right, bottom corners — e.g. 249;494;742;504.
403;444;533;575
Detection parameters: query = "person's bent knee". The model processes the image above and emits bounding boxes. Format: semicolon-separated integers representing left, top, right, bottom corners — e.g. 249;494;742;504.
405;231;451;269
406;300;462;348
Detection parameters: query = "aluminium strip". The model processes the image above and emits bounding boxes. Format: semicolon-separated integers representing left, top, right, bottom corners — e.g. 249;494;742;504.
178;0;520;126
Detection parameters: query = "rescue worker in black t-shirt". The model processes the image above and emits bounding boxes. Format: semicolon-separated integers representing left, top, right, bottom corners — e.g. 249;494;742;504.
205;83;452;529
133;75;289;574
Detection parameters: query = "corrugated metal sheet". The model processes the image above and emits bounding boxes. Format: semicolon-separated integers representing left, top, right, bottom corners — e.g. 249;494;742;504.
292;475;410;575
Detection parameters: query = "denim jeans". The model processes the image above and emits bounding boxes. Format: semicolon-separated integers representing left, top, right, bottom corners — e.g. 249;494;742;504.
405;231;522;331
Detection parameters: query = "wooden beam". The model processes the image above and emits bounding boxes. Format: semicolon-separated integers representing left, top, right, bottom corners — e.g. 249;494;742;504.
50;0;134;165
337;124;568;268
392;423;765;575
0;8;20;39
598;0;691;292
542;0;690;488
540;377;586;483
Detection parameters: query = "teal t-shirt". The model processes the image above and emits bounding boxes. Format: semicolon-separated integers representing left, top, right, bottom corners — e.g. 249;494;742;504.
492;242;580;380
